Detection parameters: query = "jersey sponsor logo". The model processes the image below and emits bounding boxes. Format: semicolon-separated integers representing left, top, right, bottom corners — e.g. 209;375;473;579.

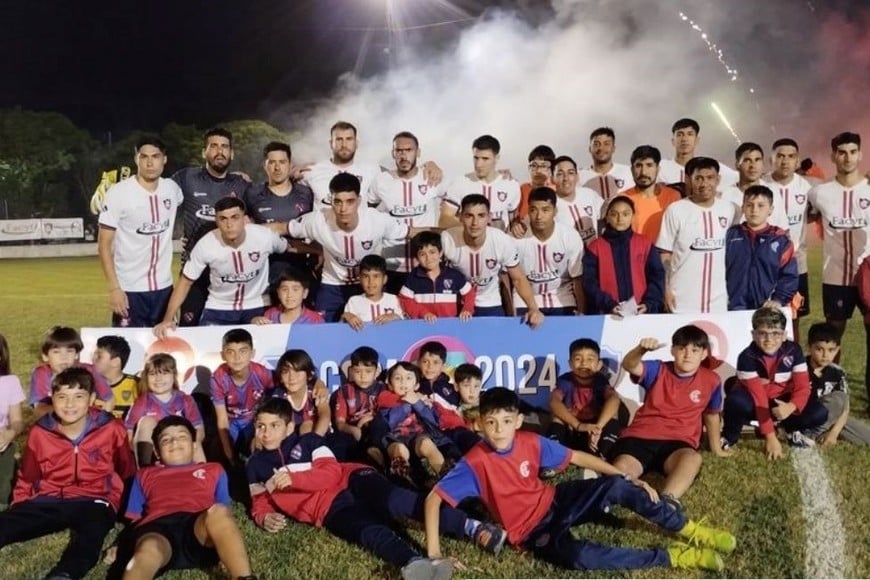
195;204;216;221
788;214;803;226
220;270;260;283
192;468;206;480
337;257;361;267
193;191;208;197
519;460;530;478
497;190;508;202
527;269;559;283
794;194;806;205
361;240;373;250
136;219;171;235
390;203;428;217
553;252;564;263
470;275;494;287
249;251;261;262
830;216;867;229
257;206;273;213
689;389;701;404
579;227;596;242
689;237;726;251
485;258;498;270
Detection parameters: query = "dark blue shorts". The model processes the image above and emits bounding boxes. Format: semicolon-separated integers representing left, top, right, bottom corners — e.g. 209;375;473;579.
316;283;362;322
474;305;506;317
199;307;264;326
113;287;172;328
822;283;863;321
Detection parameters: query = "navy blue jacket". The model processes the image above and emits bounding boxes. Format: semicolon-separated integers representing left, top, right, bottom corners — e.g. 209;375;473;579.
725;224;798;310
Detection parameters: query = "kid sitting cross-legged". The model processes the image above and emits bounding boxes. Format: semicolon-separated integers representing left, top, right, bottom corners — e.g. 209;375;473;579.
125;353;205;468
245;398;506;580
112;416;256;580
270;349;330;436
425;387;736;573
331;346;387;462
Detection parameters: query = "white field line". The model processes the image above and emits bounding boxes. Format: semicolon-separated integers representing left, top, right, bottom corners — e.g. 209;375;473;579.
791;447;846;577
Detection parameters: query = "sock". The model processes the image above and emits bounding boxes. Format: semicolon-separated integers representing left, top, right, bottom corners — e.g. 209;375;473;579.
464;517;482;537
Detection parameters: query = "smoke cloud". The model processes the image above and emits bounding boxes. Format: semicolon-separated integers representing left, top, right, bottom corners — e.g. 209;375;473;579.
278;0;869;177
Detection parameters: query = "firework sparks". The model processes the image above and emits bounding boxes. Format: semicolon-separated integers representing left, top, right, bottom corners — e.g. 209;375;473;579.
710;102;741;144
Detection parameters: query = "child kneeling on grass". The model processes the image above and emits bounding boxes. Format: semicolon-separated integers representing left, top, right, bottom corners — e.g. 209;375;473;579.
246;398;506;580
112;416;256;580
425;387;736;573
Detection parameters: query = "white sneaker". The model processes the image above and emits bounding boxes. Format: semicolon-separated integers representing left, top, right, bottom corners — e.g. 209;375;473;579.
787;431;816;448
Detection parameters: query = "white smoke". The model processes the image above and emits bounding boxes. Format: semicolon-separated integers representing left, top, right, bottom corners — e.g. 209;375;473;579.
278;0;865;176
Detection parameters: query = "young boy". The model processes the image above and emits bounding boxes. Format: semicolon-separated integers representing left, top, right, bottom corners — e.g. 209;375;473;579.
725;185;799;311
246;398;506;579
0;368;135;579
252;267;325;325
425;387;735;572
211;328;273;463
722;307;828;459
610;325;728;501
399;231;476;322
114;416;256;579
331;346;385;444
798;323;870;445
92;335;139;419
342;254;405;330
417;341;460;407
548;339;628;458
453;363;483;429
30;326;115;419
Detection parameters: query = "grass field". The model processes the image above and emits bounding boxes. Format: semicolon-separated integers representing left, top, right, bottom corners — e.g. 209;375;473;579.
1;246;870;579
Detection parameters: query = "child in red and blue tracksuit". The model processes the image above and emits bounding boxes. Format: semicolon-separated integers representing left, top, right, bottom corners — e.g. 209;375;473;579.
725;186;798;310
0;368;135;579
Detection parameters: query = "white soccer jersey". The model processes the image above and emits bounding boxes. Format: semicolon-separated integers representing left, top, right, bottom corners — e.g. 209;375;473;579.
288;207;409;286
444;174;520;231
304;160;381;208
720;182;790;233
441;226;520;308
344;293;405;322
371;170;443;273
577;163;633;200
764;174;813;273
656;198;736;313
807;178;870;286
98;176;183;292
658;159;739;186
555;187;603;244
513;223;584;309
182;224;287;311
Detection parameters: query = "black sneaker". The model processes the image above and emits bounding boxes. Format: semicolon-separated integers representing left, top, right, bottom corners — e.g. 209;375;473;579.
473;522;508;555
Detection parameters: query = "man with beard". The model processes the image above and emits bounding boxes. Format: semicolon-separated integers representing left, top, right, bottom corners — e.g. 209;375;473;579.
304;121;382;208
244;141;317;286
172;127;250;326
370;131;445;294
577;127;633;201
623;146;681;241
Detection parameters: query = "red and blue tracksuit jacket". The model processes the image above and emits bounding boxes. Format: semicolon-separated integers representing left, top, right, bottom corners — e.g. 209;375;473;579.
398;265;476;319
725;223;798;310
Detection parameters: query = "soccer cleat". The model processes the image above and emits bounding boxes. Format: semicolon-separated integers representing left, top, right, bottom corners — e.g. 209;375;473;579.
474;522;508;556
787;431;816;448
401;557;454;580
721;438;737;452
678;518;737;554
390;456;415;486
667;542;725;572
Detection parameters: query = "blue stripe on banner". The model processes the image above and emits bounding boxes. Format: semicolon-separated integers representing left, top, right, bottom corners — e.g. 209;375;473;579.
286;316;606;409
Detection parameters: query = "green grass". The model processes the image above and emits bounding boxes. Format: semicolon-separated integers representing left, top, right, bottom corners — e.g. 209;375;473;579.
1;246;870;578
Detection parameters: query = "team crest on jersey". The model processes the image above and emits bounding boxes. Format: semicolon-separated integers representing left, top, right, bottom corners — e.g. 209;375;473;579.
443;279;453;290
689;389;701;404
361;240;373;250
384;308;395;314
719;216;728;228
290;444;303;460
519;460;530;478
771;241;780;252
860;198;870;209
497;190;508;202
163;198;172;210
584;205;593;216
192;468;206;480
782;356;793;368
795;194;806;204
122;390;133;401
485;258;498;270
249;251;261;262
418;184;428;195
553;252;564;263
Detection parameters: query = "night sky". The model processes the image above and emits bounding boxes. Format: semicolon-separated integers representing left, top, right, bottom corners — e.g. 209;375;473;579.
0;0;501;134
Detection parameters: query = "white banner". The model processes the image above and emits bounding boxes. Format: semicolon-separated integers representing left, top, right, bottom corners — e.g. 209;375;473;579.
41;217;84;239
0;219;42;241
